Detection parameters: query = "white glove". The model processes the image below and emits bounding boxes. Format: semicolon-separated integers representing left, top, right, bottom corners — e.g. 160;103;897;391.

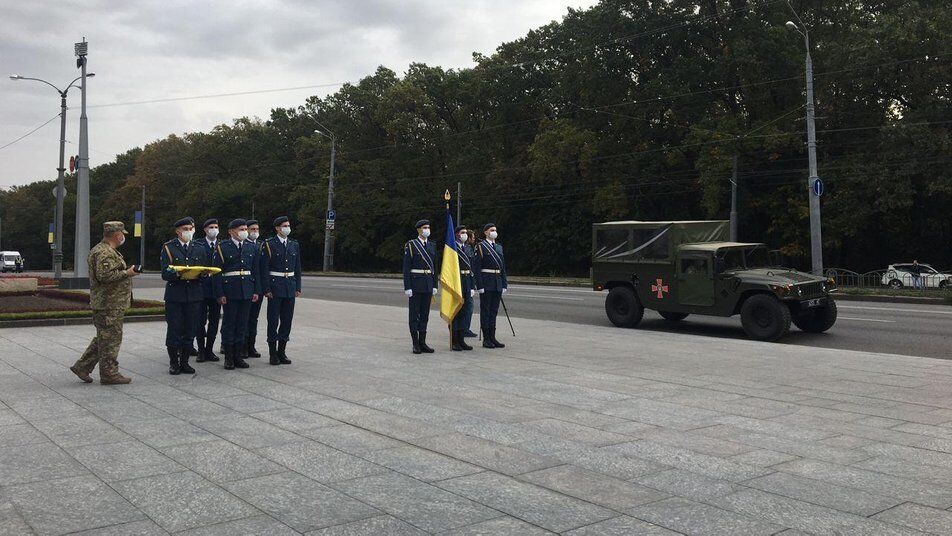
432;288;438;296
502;288;508;294
478;289;485;294
470;289;476;298
405;289;413;297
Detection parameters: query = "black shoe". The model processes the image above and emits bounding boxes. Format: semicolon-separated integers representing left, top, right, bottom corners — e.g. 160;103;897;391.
195;337;208;362
247;336;261;358
234;346;250;369
268;341;280;365
223;345;235;370
168;347;181;375
187;346;198;357
482;328;495;348
411;331;422;354
458;331;473;351
490;328;506;348
451;330;463;351
463;329;478;338
277;341;292;365
179;348;196;374
419;331;435;353
205;339;221;362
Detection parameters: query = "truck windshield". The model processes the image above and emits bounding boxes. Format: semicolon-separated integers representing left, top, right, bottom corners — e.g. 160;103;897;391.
744;247;771;268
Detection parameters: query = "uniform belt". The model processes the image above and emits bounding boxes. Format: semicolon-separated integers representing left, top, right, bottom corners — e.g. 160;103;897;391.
269;271;296;277
482;269;502;274
411;269;432;274
459;270;471;274
222;270;251;277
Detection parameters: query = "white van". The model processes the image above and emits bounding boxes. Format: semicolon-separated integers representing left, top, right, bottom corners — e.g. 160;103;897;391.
1;251;24;273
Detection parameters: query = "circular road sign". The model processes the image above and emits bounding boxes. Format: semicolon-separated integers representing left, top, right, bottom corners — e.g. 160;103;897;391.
812;178;824;197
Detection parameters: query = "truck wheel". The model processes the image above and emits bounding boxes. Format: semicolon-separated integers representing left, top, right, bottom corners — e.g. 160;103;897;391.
659;312;689;322
605;286;644;328
740;294;791;341
792;298;837;333
888;279;903;289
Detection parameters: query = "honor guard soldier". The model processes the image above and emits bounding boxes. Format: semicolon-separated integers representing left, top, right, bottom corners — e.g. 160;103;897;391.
403;219;438;354
161;217;204;375
196;218;222;362
212;219;260;370
261;216;301;365
475;223;507;348
243;219;265;359
451;225;475;351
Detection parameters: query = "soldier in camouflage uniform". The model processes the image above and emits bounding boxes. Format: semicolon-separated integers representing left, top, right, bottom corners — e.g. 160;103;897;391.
69;221;141;384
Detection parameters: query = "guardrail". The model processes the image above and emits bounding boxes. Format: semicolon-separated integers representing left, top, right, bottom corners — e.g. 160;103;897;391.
825;268;952;292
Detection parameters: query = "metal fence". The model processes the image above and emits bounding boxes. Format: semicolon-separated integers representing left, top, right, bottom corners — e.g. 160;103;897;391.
825;268;952;292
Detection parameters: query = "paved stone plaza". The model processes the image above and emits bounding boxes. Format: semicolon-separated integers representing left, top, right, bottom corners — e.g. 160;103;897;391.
2;293;952;535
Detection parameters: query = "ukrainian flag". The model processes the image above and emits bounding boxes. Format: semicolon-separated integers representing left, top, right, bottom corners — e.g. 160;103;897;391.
439;208;463;323
47;223;54;244
133;211;143;238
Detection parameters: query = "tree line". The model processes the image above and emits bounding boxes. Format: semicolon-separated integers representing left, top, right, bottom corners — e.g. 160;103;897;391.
1;0;949;276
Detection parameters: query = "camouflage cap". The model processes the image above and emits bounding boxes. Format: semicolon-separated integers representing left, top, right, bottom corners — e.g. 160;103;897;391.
103;221;128;235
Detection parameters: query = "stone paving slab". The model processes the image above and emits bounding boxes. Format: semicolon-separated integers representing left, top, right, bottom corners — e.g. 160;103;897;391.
2;295;952;534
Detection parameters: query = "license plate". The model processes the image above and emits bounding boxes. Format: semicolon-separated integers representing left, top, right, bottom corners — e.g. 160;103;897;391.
803;298;824;308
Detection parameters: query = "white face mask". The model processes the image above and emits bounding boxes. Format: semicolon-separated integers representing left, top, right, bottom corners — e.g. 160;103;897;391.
420;228;431;239
279;226;291;237
180;230;194;242
206;228;219;239
489;230;498;240
237;230;249;241
117;234;126;246
458;233;468;242
249;231;259;241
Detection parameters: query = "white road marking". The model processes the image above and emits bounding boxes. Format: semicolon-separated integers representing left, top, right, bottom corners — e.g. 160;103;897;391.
838;316;896;323
839;305;952;316
507;294;585;301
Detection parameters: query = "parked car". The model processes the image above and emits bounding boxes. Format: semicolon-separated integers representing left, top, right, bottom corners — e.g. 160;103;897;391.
881;263;951;289
1;251;24;273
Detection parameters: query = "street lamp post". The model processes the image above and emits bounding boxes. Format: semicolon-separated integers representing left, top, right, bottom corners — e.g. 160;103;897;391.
313;124;337;272
9;71;95;279
73;38;91;286
785;15;824;276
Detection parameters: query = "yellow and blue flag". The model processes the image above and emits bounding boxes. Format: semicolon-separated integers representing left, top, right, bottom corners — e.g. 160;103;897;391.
439;208;464;323
133;211;143;238
47;223;54;244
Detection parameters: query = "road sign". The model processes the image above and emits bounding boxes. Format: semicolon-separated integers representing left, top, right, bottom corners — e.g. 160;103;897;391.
812;178;824;197
327;210;336;221
51;185;67;199
69;156;75;172
325;220;335;230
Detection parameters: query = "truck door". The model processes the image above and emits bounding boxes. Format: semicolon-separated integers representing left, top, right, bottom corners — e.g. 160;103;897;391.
677;254;715;306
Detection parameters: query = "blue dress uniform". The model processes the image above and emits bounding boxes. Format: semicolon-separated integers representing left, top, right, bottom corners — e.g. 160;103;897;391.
475;223;507;349
451;226;475;351
161;217;205;375
195;219;222;362
261;216;302;365
212;219;260;370
403;220;438;354
243;220;265;359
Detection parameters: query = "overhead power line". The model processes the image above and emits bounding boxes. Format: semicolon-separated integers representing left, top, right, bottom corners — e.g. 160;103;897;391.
0;113;61;152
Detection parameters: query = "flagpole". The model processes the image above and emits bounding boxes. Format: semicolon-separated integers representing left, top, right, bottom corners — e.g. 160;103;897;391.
444;190;452;349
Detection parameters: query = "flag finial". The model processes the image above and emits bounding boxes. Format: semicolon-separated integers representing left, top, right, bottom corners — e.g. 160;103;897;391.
444;189;451;209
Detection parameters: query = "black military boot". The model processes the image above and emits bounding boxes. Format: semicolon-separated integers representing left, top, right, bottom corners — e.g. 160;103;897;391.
179;348;196;374
168;347;181;375
458;331;473;351
277;341;292;365
195;336;208;362
205;338;221;362
482;328;495;348
269;341;280;365
419;331;435;353
491;328;506;348
463;329;479;338
233;345;250;369
451;330;463;351
223;345;235;370
411;331;422;354
187;345;198;357
247;336;261;358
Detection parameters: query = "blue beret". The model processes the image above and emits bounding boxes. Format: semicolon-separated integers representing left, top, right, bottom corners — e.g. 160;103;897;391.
415;219;430;229
228;218;247;230
246;219;259;227
483;223;496;232
203;218;218;229
173;217;194;228
273;216;289;227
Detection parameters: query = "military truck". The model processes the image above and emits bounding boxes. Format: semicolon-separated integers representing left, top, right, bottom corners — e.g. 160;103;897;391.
591;220;837;341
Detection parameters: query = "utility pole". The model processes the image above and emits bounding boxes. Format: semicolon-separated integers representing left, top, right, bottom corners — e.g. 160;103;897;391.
139;185;146;269
53;92;67;278
73;38;91;285
321;131;337;272
729;155;738;242
456;181;461;223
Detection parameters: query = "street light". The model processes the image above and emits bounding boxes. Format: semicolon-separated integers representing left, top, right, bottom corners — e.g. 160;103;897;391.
312;124;337;272
784;6;823;276
9;72;96;279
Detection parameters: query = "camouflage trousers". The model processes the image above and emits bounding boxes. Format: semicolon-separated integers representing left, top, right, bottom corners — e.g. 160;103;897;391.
73;309;125;377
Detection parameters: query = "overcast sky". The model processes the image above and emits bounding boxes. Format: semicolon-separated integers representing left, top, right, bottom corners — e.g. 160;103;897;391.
0;0;598;188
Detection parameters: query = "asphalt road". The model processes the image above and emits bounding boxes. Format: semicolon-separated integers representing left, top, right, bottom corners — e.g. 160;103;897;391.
122;274;951;360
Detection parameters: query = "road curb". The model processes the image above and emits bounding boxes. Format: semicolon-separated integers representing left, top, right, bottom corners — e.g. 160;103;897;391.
0;314;165;329
833;293;950;306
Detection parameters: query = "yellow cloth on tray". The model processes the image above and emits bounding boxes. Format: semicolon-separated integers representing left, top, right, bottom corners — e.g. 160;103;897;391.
170;265;221;280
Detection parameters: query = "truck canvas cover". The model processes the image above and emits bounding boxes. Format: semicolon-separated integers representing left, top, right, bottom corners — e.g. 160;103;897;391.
593;220;729;262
